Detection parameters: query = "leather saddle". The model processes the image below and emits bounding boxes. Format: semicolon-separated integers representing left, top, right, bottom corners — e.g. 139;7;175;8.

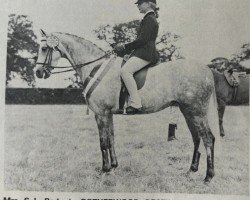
119;58;159;110
223;69;240;87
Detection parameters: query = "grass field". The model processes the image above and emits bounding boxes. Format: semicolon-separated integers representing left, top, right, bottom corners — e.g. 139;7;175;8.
4;105;249;194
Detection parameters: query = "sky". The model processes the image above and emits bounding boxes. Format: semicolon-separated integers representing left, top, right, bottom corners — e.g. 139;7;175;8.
6;0;250;87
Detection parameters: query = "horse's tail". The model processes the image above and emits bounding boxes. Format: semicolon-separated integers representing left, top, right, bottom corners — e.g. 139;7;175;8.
207;81;221;154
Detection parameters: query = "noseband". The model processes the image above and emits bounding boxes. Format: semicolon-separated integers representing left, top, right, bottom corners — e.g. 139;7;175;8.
36;36;65;76
36;48;55;76
36;36;113;76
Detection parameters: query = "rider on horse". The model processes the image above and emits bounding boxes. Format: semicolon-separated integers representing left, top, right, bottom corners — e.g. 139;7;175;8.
114;0;160;114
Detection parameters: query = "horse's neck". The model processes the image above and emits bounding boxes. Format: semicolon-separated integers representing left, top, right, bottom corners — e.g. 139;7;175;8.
56;33;105;82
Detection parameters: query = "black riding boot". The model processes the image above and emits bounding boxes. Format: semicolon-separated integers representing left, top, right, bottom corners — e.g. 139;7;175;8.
168;123;177;141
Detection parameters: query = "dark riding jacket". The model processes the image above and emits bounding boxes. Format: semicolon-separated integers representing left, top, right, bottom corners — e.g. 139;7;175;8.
125;11;159;64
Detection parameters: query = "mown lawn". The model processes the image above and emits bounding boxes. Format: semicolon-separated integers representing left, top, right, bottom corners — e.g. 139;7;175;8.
4;105;249;194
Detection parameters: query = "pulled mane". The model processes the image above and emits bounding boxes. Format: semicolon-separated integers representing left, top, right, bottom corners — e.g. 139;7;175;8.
54;32;105;58
56;32;104;51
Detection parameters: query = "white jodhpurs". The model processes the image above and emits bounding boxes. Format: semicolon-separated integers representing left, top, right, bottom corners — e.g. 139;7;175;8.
121;56;150;108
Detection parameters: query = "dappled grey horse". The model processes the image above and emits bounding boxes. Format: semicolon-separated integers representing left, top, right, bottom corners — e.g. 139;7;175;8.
35;31;219;183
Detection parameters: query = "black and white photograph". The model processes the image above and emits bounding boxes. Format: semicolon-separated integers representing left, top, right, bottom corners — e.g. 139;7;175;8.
0;0;249;199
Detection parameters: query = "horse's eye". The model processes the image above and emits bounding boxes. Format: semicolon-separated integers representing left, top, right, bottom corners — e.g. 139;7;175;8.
41;46;47;51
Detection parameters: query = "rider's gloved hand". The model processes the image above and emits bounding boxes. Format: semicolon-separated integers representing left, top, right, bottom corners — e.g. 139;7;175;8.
114;43;125;52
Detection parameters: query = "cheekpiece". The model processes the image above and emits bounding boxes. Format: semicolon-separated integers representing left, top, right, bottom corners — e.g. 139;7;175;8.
46;35;59;48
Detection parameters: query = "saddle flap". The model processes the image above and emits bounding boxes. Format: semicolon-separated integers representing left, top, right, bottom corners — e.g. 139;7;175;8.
119;60;158;110
121;59;158;90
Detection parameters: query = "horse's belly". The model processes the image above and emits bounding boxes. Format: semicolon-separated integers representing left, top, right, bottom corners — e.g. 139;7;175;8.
139;63;177;111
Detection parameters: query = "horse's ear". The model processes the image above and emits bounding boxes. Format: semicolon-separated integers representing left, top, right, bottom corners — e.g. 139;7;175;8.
40;29;47;37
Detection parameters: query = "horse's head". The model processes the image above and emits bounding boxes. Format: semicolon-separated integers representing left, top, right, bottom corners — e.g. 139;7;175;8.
35;29;63;79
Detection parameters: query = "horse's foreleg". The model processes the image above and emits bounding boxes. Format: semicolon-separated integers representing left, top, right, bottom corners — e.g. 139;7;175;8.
107;114;118;169
95;114;118;172
95;114;111;172
217;99;226;137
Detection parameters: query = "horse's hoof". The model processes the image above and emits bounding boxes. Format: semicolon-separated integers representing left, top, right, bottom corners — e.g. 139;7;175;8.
203;176;213;184
190;165;199;173
168;136;177;142
111;163;118;169
101;172;107;179
108;168;116;176
102;166;111;173
185;170;196;178
220;134;225;137
99;168;116;176
95;171;106;179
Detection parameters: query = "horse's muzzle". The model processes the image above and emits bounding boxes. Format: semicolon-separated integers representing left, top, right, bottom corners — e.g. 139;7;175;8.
35;67;50;79
36;67;44;79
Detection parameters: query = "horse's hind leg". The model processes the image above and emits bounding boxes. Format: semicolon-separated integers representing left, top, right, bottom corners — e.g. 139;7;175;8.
180;107;215;183
189;127;201;172
108;114;118;169
95;114;118;173
217;99;226;137
182;116;201;173
201;124;215;183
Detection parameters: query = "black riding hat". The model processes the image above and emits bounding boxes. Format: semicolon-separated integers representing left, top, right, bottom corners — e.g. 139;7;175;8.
135;0;157;5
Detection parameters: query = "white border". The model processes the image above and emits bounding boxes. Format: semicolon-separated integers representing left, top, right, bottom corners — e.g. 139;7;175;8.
0;0;249;199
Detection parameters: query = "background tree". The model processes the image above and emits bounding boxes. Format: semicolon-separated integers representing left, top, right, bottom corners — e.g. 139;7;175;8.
7;14;39;86
231;43;250;63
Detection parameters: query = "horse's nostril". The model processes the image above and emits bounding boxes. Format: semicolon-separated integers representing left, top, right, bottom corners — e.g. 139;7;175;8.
44;71;50;79
36;69;44;79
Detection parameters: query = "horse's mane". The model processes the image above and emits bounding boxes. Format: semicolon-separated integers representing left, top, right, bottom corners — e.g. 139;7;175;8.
55;32;105;53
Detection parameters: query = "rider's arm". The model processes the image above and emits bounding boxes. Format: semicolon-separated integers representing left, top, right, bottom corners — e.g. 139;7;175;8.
124;16;157;51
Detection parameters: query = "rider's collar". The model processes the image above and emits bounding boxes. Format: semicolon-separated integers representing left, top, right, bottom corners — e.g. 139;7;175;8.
143;10;155;18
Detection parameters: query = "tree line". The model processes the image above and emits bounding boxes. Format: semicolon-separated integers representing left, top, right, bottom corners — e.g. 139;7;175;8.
6;14;250;88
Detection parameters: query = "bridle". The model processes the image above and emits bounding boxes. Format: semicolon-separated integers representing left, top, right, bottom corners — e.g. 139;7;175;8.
36;35;112;76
